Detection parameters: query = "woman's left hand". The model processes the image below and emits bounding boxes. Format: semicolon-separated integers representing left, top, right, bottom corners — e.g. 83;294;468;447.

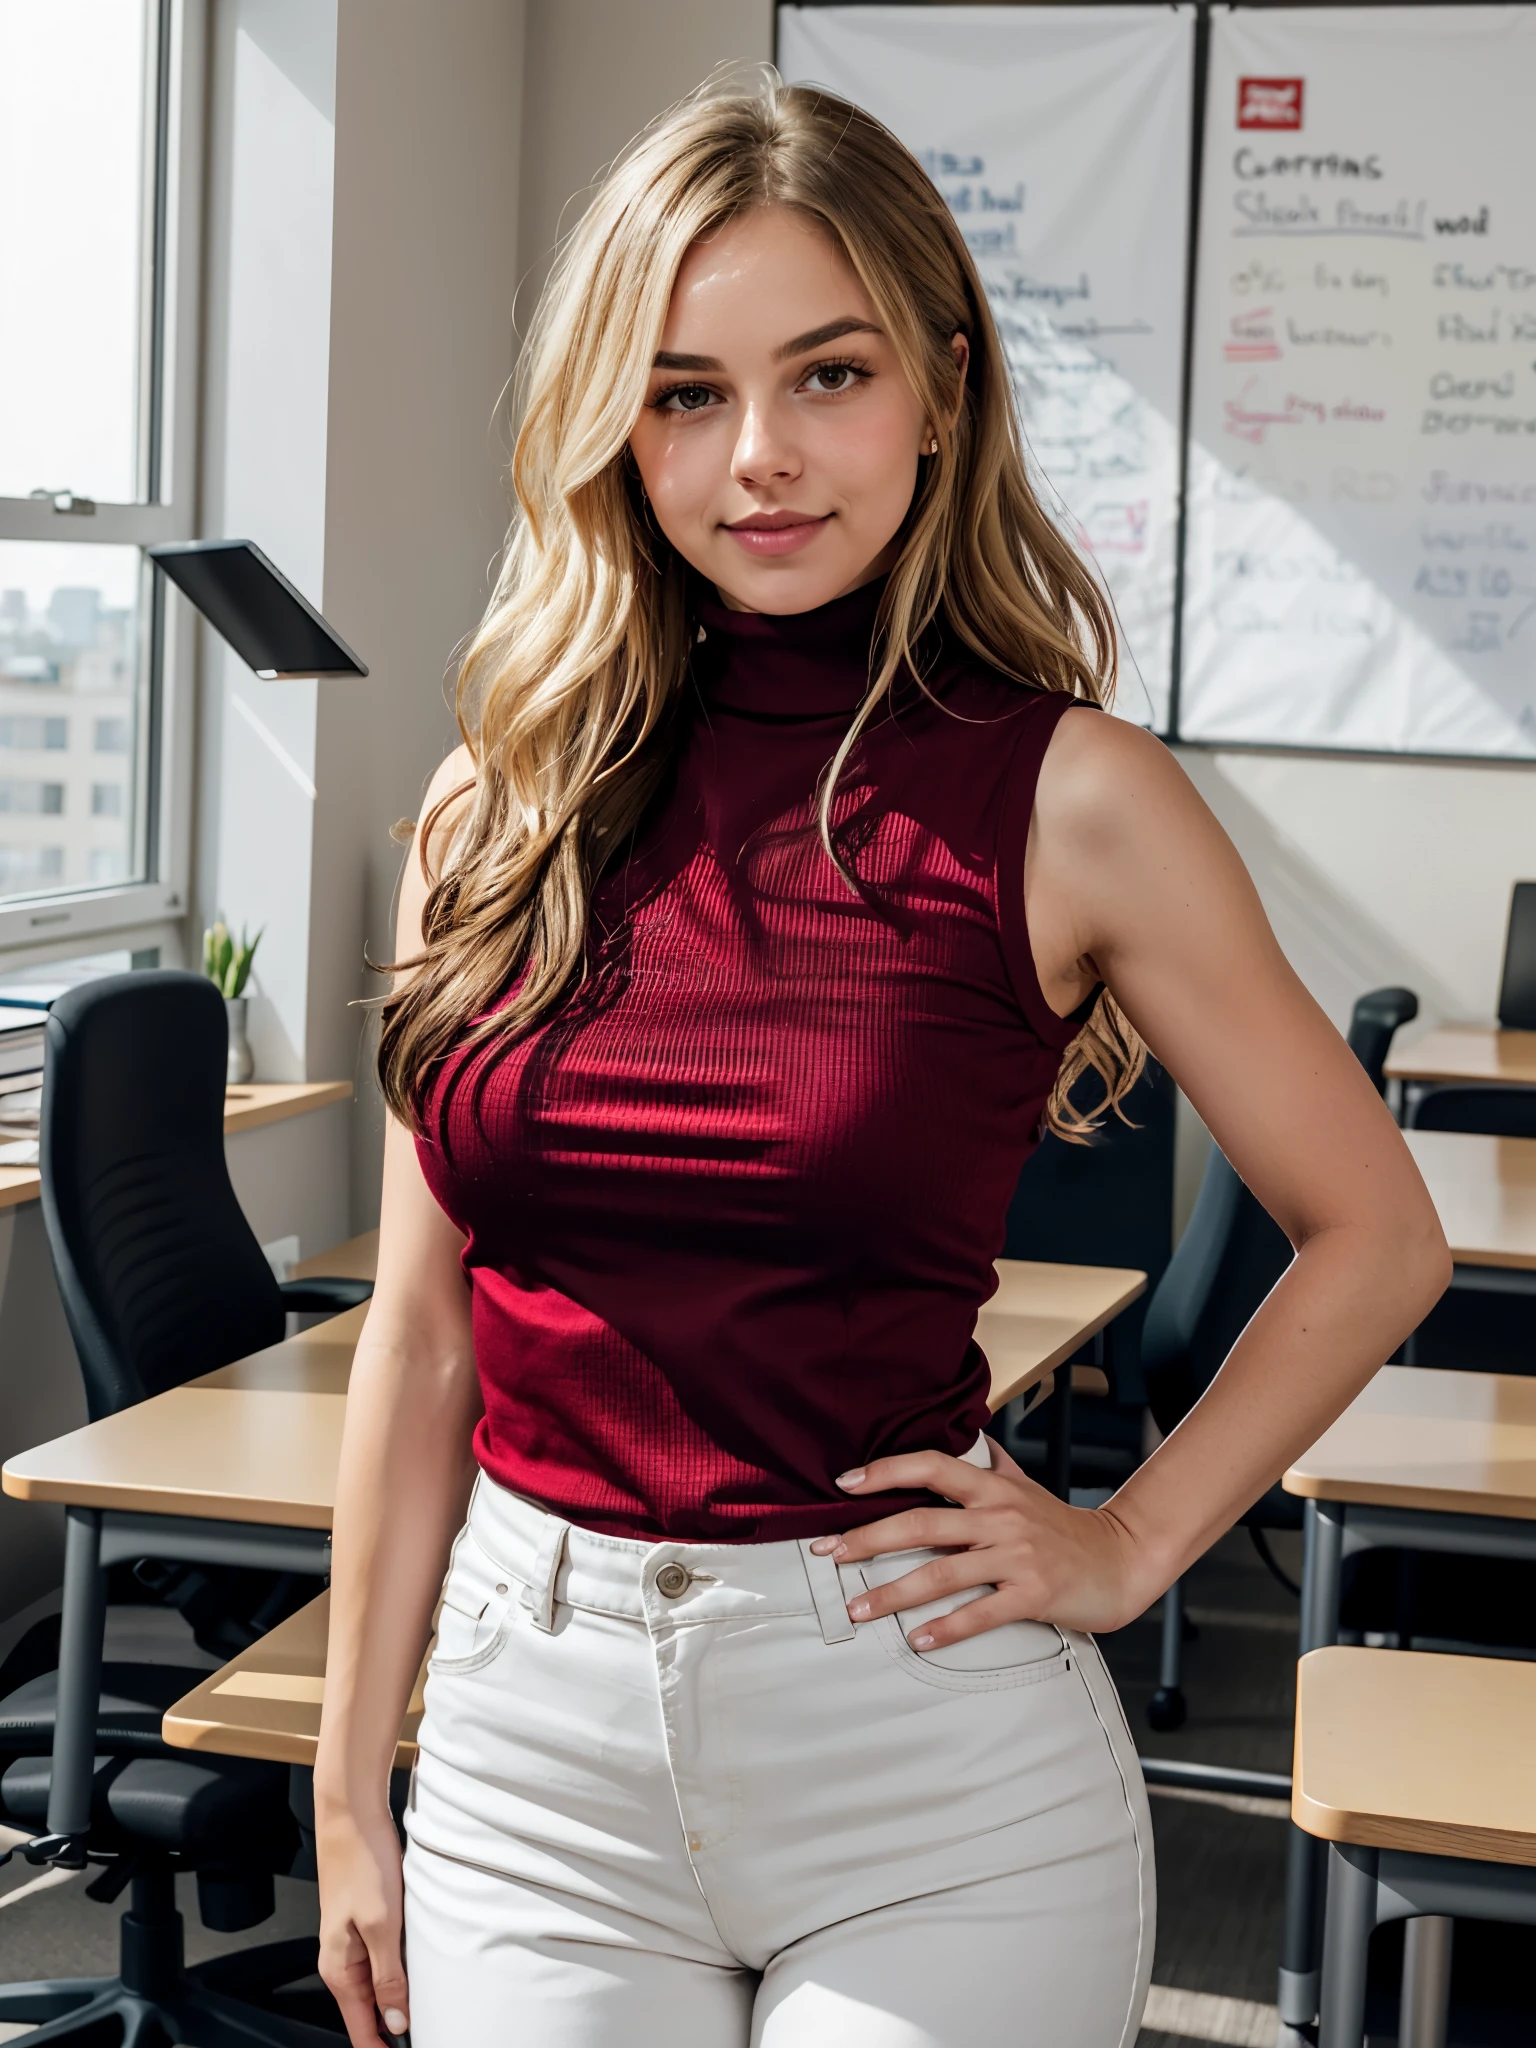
808;1441;1159;1647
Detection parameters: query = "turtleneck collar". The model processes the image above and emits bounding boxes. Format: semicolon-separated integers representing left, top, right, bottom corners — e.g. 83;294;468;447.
693;576;885;720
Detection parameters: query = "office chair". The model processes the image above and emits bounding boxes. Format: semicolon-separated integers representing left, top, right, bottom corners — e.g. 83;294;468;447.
43;970;371;1427
0;971;367;2043
1344;985;1417;1095
997;1061;1176;1487
1139;1146;1300;1730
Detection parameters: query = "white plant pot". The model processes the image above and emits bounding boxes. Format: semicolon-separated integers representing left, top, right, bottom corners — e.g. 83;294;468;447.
225;996;255;1084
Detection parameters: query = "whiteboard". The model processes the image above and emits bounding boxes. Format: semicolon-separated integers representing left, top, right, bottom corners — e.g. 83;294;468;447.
1183;6;1536;756
777;5;1194;729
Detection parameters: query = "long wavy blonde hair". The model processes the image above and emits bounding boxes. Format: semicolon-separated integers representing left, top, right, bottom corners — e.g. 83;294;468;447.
380;74;1145;1140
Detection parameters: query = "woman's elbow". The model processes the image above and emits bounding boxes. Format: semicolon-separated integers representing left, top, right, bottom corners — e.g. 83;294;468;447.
1400;1203;1454;1322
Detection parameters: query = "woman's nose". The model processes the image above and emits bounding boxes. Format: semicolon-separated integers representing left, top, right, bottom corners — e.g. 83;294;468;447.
731;402;800;488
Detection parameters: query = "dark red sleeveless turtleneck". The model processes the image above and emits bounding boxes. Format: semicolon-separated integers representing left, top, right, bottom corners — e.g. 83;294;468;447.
416;581;1091;1541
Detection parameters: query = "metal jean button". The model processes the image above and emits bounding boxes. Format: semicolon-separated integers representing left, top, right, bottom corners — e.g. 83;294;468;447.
655;1562;691;1599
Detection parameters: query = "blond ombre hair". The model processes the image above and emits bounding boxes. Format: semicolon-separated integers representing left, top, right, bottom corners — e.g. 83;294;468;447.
380;73;1145;1140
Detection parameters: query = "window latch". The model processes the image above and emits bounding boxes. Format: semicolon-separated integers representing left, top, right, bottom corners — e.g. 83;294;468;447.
28;488;97;516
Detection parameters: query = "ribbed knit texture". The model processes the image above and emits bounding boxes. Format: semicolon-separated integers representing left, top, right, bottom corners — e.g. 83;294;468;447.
418;580;1091;1540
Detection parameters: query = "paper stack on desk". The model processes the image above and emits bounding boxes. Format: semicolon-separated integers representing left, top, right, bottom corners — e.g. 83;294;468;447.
0;1009;47;1163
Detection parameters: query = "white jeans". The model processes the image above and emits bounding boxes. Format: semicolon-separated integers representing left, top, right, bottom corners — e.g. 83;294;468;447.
403;1459;1154;2046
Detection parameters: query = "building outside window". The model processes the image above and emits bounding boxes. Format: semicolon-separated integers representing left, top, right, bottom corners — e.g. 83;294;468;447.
0;0;201;945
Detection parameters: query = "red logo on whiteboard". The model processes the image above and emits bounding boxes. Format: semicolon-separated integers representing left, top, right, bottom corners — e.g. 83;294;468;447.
1238;77;1304;129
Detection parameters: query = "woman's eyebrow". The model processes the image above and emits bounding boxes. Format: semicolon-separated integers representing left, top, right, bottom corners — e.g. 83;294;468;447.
650;318;883;374
774;317;882;360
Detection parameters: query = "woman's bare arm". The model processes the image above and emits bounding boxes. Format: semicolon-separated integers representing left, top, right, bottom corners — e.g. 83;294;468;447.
315;745;481;2047
818;712;1450;1639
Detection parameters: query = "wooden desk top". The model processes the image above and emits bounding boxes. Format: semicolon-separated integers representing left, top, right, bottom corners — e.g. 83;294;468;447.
162;1589;424;1770
1283;1363;1536;1520
0;1080;353;1215
1;1259;1141;1528
1293;1645;1536;1865
980;1260;1145;1410
1385;1025;1536;1089
292;1229;378;1283
1404;1127;1536;1271
0;1304;366;1526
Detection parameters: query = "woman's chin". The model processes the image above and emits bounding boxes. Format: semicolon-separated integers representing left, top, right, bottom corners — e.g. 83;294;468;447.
707;551;886;617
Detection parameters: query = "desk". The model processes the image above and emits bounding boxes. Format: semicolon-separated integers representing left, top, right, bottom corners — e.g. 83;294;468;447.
164;1589;422;1771
2;1305;364;1527
1385;1025;1536;1091
1404;1127;1536;1274
2;1260;1143;1531
978;1259;1144;1411
292;1229;378;1284
1275;1365;1536;2028
0;1080;353;1214
154;1265;1148;1773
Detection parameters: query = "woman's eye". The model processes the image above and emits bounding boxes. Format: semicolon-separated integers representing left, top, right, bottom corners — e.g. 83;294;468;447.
803;361;865;394
659;384;716;413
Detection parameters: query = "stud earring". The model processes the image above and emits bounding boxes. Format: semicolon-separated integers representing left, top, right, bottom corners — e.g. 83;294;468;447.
927;438;940;454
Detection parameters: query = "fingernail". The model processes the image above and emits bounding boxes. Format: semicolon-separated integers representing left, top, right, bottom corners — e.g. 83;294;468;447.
848;1598;871;1620
909;1632;935;1650
809;1536;837;1554
383;2009;409;2035
835;1468;866;1488
831;1541;849;1560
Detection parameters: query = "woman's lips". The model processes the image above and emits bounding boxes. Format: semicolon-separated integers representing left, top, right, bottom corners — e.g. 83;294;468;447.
723;513;832;557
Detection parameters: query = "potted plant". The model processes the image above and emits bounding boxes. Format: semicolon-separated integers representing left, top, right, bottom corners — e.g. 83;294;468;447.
203;921;262;1082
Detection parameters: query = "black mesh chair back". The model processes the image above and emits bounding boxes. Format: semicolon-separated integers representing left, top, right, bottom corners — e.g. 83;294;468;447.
1004;1061;1176;1406
1498;881;1536;1030
1141;1148;1293;1439
1345;985;1418;1095
40;970;287;1420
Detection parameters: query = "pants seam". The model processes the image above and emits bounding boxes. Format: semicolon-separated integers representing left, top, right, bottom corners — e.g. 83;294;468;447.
1072;1634;1155;2048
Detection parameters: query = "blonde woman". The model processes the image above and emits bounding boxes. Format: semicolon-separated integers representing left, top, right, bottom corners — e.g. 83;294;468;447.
314;79;1447;2048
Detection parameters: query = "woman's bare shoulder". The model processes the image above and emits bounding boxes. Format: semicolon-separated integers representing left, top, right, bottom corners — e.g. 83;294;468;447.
1034;702;1211;865
419;743;478;874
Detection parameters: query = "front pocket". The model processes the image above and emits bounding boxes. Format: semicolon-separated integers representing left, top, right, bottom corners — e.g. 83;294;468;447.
428;1529;516;1675
858;1551;1071;1694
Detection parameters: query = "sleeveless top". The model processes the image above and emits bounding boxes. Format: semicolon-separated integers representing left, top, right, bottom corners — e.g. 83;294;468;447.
416;578;1092;1541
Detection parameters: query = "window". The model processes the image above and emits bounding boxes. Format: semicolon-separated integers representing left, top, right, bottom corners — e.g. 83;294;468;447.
0;849;65;888
0;718;68;752
0;782;65;815
0;0;199;940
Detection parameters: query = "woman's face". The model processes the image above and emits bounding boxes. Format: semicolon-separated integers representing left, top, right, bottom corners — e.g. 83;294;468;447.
627;208;946;615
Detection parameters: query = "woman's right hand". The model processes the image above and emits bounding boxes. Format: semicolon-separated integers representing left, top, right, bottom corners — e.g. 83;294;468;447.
317;1804;411;2046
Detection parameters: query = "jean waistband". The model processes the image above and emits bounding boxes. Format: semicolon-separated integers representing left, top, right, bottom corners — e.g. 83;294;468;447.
463;1433;992;1646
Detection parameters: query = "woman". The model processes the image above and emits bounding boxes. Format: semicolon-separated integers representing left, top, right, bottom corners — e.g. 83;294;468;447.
314;79;1448;2048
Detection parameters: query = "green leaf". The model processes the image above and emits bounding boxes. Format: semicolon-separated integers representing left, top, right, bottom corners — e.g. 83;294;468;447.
225;925;262;999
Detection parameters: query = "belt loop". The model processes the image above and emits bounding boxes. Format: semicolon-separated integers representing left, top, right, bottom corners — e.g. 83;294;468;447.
522;1512;570;1634
798;1539;856;1645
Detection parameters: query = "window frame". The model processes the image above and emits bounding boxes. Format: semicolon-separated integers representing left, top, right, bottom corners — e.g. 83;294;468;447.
0;0;203;958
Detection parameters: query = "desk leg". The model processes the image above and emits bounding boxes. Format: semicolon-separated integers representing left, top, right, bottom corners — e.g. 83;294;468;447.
1400;1916;1453;2048
1045;1361;1075;1500
45;1507;105;1855
1279;1500;1346;2029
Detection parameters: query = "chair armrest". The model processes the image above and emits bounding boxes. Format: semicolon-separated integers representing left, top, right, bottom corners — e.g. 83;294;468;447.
279;1277;374;1314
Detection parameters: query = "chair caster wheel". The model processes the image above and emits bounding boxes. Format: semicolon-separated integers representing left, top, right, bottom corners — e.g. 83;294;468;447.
1146;1686;1187;1732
